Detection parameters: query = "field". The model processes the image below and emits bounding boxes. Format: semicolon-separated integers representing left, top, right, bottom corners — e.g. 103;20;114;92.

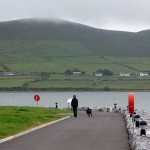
1;40;150;91
0;106;71;139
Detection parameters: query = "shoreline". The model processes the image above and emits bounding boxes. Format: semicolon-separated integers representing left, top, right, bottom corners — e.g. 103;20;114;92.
0;87;150;92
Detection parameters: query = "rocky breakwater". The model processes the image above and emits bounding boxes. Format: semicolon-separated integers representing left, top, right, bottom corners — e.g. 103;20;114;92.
123;109;150;150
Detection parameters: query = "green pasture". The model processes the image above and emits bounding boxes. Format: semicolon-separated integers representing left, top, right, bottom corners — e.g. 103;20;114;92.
0;40;91;61
0;76;37;88
0;106;71;139
0;40;150;74
28;80;94;88
49;74;95;80
27;76;150;90
1;40;150;90
93;80;150;90
0;73;150;90
0;79;32;88
105;56;150;72
3;56;150;74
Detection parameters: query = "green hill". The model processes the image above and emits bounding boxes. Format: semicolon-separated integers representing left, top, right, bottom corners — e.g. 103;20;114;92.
1;18;150;90
0;18;150;56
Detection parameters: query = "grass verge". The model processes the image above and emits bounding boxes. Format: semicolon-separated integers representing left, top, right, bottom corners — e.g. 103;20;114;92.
0;106;71;139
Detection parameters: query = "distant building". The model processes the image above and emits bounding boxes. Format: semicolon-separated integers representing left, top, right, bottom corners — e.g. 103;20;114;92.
3;72;16;76
73;72;81;75
120;72;130;77
95;73;102;76
140;72;149;77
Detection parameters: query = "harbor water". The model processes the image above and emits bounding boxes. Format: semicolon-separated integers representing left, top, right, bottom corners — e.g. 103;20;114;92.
0;91;149;111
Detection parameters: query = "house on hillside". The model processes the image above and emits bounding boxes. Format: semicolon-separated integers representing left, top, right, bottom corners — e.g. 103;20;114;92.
73;71;81;75
139;72;149;77
120;72;130;77
95;73;103;77
3;72;16;76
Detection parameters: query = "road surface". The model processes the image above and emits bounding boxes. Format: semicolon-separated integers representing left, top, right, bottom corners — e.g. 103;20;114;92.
0;111;129;150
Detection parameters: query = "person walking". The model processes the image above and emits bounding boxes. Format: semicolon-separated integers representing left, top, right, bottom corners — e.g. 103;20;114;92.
71;95;78;117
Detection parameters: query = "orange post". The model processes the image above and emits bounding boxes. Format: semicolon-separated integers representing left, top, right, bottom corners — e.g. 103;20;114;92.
128;93;134;113
128;93;135;138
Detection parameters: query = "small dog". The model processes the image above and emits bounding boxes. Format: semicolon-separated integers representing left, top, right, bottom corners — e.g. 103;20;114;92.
86;108;92;117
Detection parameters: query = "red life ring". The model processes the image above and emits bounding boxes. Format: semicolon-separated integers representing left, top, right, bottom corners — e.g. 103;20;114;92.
34;94;40;102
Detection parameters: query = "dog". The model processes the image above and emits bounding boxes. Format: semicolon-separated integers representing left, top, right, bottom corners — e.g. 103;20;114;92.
86;108;92;117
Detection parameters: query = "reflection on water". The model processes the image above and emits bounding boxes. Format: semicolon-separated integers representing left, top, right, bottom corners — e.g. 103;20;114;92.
0;91;149;111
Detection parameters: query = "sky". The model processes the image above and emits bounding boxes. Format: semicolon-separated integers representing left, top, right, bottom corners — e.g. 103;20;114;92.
0;0;150;32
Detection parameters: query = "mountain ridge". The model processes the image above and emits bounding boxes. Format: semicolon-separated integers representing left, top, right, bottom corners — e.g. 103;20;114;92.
0;18;150;56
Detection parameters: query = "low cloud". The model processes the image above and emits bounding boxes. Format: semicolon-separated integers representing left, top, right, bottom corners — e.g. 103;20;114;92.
0;0;150;31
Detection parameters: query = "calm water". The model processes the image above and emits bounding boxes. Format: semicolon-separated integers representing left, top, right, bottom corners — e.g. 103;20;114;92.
0;91;150;111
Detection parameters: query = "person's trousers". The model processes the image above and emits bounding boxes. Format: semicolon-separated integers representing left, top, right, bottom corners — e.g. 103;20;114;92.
73;107;77;117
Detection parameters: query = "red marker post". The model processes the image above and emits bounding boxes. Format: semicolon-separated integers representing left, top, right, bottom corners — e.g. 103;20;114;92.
34;94;40;107
128;93;135;136
128;93;134;114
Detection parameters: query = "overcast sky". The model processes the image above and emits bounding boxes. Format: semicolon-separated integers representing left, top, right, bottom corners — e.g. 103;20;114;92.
0;0;150;32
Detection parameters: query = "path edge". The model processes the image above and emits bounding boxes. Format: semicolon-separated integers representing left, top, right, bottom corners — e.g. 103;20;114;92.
0;116;70;144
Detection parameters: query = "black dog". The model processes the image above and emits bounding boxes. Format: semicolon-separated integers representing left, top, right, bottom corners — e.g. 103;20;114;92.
86;108;92;117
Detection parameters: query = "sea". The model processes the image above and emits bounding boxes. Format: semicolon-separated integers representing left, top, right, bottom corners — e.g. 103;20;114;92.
0;91;149;112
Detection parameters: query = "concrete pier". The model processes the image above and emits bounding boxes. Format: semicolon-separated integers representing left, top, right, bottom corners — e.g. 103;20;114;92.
0;111;129;150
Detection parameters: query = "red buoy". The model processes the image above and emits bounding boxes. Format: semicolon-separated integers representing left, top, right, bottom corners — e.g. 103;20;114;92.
34;94;40;102
128;93;134;113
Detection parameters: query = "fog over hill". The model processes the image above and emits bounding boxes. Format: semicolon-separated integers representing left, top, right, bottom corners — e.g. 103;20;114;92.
0;18;150;56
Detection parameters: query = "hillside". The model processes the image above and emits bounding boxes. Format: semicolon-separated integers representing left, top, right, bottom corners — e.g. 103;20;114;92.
0;18;150;56
1;19;150;91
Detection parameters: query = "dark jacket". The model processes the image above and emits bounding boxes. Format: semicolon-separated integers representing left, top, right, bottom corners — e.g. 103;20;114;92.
71;98;78;108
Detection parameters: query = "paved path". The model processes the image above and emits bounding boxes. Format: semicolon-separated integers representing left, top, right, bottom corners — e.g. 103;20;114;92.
0;111;129;150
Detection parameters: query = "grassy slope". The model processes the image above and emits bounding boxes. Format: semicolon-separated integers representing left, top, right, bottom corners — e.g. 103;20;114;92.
0;106;71;139
1;52;150;90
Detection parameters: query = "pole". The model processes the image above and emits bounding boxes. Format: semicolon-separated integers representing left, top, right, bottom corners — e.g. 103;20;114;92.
132;113;134;140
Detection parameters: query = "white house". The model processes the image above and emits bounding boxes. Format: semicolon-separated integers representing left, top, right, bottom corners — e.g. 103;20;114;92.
120;72;130;77
140;72;149;77
73;72;81;75
95;73;102;77
3;72;16;76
